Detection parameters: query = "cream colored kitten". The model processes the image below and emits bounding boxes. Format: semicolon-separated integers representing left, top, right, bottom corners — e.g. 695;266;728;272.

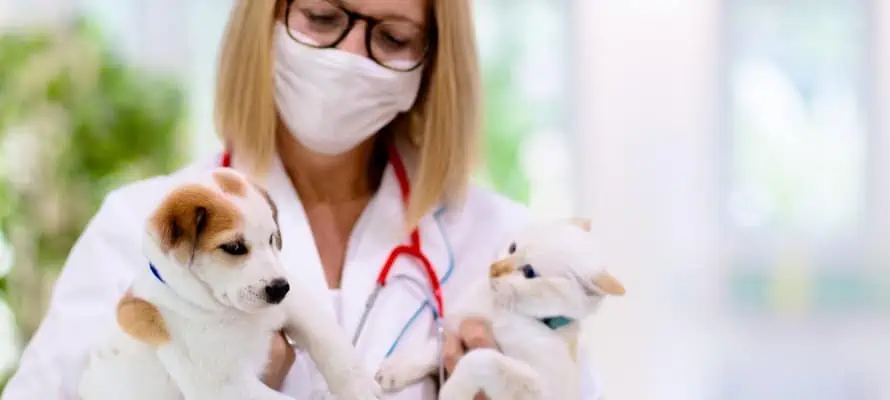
375;218;625;399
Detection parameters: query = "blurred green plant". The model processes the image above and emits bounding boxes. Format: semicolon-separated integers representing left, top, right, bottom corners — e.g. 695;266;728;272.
0;17;187;382
478;43;533;204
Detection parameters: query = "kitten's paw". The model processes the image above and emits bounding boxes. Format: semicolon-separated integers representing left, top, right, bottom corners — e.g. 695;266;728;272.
374;357;427;392
438;381;478;400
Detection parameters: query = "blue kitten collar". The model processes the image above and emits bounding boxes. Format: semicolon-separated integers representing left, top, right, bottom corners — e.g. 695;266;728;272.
539;316;574;330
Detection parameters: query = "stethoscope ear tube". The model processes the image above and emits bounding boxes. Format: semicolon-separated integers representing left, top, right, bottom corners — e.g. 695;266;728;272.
436;322;446;389
352;284;384;347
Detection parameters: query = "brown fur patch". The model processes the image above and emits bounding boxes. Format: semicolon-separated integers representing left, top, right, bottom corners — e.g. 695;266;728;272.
117;292;170;346
148;184;243;264
213;169;247;197
490;258;515;278
567;336;579;363
593;272;626;296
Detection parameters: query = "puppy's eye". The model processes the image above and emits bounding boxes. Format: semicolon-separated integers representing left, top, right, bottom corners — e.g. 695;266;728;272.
219;240;249;256
508;242;517;255
520;264;537;279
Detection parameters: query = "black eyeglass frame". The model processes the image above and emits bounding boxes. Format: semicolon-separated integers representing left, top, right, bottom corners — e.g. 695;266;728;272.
283;0;436;72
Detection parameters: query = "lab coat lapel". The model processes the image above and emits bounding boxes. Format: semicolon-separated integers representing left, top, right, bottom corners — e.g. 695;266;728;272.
340;142;453;371
240;155;336;318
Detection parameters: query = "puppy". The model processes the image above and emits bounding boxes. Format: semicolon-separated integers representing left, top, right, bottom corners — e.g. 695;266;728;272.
79;168;380;400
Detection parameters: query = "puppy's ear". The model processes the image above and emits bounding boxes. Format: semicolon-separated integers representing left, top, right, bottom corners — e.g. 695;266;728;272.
566;218;592;232
154;204;207;265
189;207;208;263
150;185;237;264
249;180;282;249
587;271;625;296
249;181;278;227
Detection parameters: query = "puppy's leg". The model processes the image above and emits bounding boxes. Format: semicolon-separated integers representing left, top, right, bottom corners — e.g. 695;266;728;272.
439;348;544;400
282;291;380;400
374;338;440;391
156;345;292;400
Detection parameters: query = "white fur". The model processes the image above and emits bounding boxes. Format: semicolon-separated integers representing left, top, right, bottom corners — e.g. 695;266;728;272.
78;170;380;400
375;219;622;399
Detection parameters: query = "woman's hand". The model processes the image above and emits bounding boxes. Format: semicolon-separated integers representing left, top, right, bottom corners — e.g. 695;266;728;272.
442;318;495;400
261;331;296;391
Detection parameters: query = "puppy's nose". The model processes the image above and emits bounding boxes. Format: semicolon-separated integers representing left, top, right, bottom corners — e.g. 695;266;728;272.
264;278;290;304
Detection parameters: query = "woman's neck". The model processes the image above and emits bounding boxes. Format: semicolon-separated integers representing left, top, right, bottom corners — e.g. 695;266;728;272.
275;128;383;204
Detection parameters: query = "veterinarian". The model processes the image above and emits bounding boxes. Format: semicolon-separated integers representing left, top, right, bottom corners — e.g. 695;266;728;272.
3;0;603;399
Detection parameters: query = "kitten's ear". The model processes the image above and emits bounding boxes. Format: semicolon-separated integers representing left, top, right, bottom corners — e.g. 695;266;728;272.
590;272;625;296
566;217;592;232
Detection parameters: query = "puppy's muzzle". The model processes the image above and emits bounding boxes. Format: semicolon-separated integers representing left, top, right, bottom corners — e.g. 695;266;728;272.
264;278;290;304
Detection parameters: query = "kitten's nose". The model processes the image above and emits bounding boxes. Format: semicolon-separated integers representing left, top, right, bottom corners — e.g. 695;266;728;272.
264;278;290;304
490;260;514;278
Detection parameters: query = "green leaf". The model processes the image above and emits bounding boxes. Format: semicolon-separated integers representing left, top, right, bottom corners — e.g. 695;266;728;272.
0;16;188;341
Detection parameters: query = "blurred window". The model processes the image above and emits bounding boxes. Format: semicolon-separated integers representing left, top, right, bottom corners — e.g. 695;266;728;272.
721;0;881;398
725;0;876;315
474;0;577;216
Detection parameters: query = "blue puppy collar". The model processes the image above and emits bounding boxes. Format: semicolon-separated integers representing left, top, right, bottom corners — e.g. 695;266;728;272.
539;316;574;330
149;263;166;284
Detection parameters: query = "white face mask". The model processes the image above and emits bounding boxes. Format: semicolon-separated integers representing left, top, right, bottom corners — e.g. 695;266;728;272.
273;23;423;155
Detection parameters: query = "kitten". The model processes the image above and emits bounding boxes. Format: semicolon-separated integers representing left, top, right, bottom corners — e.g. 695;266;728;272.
374;218;625;399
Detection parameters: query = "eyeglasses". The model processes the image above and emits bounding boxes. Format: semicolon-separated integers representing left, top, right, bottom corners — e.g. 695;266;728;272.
284;0;432;72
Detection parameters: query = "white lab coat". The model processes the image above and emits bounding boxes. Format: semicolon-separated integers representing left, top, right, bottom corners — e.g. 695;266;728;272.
2;142;602;399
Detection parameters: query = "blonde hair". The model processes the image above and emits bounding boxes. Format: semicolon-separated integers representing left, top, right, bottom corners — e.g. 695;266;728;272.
215;0;481;228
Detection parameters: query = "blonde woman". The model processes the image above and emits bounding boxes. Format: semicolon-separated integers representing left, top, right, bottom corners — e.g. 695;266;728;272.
2;0;602;398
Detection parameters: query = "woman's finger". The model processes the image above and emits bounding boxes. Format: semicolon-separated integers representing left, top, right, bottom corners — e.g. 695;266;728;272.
458;318;496;350
442;331;465;375
261;331;295;390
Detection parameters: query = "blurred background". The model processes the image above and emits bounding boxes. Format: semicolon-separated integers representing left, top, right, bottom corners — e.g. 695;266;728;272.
1;0;889;399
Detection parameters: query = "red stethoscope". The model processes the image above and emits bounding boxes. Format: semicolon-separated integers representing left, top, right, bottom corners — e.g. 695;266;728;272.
220;145;445;331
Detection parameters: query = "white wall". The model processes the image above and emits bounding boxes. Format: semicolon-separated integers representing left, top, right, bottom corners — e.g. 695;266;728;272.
0;0;78;27
572;0;727;398
875;0;890;259
870;1;890;394
573;0;890;399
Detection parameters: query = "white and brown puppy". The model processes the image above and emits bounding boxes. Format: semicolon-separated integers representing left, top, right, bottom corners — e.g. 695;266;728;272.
78;168;380;400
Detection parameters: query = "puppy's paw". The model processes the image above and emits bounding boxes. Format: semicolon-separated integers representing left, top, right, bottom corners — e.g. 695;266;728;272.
333;373;381;400
374;357;428;392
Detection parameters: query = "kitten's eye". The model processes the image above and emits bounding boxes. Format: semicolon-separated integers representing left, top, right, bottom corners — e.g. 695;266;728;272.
508;242;517;254
520;264;537;279
219;240;249;256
